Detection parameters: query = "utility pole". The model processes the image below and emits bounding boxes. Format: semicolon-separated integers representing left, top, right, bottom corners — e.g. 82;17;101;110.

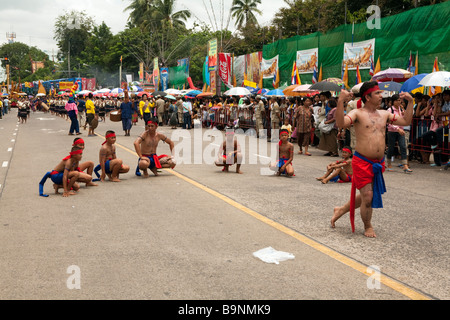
68;40;71;78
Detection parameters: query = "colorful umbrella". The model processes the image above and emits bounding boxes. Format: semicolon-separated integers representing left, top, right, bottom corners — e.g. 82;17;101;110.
265;89;285;97
137;91;151;97
196;92;215;98
378;81;402;91
325;78;345;85
185;90;202;97
110;88;124;94
399;73;428;93
371;68;412;82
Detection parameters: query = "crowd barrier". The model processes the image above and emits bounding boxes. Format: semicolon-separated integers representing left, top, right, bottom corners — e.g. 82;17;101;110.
409;117;449;157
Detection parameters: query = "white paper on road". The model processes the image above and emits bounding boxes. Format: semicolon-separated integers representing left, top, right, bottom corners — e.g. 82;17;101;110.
253;246;295;265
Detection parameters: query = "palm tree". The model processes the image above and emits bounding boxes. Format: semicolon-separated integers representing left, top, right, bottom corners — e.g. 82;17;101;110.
124;0;154;28
125;0;191;30
151;0;191;29
230;0;262;29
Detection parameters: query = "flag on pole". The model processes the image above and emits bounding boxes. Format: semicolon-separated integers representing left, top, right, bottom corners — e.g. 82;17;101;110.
407;51;413;73
273;68;280;89
342;63;349;89
369;57;374;77
373;56;381;77
355;65;362;85
318;64;323;82
291;61;301;85
414;52;419;76
431;57;441;95
312;63;318;84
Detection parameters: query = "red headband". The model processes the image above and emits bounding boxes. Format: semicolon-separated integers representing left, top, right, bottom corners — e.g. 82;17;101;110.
102;133;116;145
147;120;158;127
73;138;84;146
362;85;380;98
342;148;352;154
63;149;83;161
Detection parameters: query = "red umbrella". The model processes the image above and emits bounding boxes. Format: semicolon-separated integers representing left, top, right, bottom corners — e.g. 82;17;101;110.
137;91;151;97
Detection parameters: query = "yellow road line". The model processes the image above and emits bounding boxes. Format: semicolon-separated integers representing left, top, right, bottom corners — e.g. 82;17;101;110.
100;133;431;300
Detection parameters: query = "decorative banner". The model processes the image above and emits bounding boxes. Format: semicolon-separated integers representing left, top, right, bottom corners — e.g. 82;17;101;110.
59;81;73;91
203;56;210;86
139;62;144;82
296;48;318;74
160;67;169;91
126;74;133;84
152;57;159;90
208;38;218;72
245;52;262;84
210;71;216;95
177;58;190;76
86;78;96;91
343;38;375;70
218;53;232;88
233;55;246;87
261;55;279;79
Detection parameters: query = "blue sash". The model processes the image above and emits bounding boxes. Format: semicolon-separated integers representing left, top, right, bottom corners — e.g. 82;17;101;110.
354;151;386;209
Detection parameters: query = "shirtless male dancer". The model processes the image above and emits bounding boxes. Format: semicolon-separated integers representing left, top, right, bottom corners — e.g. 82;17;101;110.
50;146;93;197
134;120;176;177
99;130;130;182
332;81;413;238
215;130;243;174
72;138;98;186
269;129;294;176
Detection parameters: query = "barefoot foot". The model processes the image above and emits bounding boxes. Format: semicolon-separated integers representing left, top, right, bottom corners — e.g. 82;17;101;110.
331;207;344;228
364;227;377;238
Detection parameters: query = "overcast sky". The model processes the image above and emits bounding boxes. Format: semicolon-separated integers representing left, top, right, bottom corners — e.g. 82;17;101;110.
0;0;286;59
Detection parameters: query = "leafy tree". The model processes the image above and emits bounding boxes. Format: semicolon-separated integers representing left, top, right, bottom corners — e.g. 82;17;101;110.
0;42;54;83
53;10;95;61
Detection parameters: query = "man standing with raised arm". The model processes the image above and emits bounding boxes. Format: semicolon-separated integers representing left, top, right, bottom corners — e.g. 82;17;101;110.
331;81;414;238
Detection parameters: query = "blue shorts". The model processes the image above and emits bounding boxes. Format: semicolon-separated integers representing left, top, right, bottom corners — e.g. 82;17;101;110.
277;158;289;174
143;154;158;169
50;172;64;185
104;160;112;174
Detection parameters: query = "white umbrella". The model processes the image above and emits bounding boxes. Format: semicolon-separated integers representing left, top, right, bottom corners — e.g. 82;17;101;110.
224;87;252;96
36;93;46;97
418;71;450;87
165;88;182;95
78;90;92;95
292;84;312;92
97;88;111;94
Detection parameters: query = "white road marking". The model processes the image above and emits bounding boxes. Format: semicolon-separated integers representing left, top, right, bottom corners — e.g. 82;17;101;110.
2;161;8;168
7;148;12;152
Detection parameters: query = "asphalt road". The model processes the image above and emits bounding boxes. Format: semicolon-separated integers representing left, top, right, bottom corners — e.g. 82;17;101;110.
0;110;448;300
